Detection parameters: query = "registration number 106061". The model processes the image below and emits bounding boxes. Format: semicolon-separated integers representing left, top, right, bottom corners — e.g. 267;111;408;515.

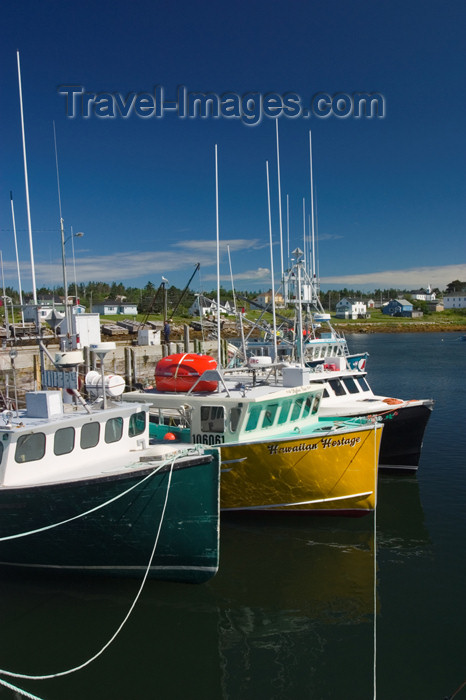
192;434;225;445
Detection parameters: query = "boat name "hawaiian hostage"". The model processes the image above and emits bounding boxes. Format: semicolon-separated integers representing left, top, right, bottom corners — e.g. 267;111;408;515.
267;436;361;455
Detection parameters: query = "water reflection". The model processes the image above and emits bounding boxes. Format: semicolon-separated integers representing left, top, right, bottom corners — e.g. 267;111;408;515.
212;516;375;699
377;475;431;563
0;474;430;700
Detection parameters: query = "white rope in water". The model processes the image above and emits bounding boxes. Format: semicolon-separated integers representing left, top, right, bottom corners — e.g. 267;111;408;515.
0;676;44;699
0;454;176;682
373;420;377;700
0;450;192;542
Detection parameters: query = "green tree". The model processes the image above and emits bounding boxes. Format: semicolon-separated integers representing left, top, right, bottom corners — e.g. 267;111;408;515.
445;280;466;293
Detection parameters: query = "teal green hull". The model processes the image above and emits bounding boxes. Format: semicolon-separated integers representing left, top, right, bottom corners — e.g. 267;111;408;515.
0;454;220;584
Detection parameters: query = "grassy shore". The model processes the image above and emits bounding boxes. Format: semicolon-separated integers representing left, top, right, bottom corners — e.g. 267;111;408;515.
333;321;466;333
329;309;466;333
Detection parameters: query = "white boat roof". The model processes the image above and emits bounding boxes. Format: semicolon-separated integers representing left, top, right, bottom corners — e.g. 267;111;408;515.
124;366;323;408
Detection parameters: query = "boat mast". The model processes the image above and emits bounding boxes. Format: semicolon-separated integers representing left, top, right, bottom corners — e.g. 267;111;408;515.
53;122;72;350
286;194;290;267
16;51;37;304
215;144;221;366
296;250;304;364
275;120;284;285
302;198;307;280
266;161;278;361
309;130;317;300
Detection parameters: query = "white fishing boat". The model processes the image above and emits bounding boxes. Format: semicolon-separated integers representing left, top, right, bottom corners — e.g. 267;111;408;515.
0;344;220;583
229;250;433;472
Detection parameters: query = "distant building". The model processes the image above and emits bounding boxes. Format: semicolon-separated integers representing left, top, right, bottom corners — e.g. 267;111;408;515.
23;295;86;322
92;300;138;315
189;295;234;317
428;300;444;313
383;299;414;317
443;293;466;309
335;297;368;320
408;285;436;302
253;290;285;308
189;296;212;317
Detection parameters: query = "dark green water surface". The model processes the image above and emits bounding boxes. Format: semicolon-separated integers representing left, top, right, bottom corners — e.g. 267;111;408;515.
1;333;465;699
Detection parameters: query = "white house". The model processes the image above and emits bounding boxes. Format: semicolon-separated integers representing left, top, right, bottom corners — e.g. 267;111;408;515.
443;293;466;309
23;297;86;323
91;300;138;315
189;295;234;317
335;297;368;320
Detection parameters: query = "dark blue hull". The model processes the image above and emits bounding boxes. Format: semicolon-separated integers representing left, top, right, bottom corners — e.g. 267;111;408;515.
377;402;433;471
0;454;219;583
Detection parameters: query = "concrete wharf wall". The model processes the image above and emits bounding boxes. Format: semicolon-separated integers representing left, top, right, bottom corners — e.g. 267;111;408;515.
0;338;220;405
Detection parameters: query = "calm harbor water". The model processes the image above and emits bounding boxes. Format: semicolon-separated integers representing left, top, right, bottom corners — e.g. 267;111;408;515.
1;332;465;700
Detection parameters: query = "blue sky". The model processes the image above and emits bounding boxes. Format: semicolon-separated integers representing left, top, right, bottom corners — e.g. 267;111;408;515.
1;0;465;295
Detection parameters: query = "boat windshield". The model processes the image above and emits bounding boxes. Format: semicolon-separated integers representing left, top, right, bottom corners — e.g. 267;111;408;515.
277;399;292;425
200;406;225;433
328;378;347;396
262;403;279;427
245;404;262;432
129;411;146;437
230;407;242;432
341;377;360;394
356;376;370;392
105;417;123;444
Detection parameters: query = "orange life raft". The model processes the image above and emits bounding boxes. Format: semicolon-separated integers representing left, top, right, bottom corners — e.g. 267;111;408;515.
155;353;218;393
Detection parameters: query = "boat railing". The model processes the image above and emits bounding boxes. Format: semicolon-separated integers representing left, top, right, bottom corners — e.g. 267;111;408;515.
187;368;232;397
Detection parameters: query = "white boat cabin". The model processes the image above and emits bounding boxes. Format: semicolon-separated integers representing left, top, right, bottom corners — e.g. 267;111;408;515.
124;376;325;448
0;391;151;488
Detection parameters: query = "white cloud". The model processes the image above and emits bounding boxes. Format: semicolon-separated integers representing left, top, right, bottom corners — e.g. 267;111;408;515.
321;264;466;290
9;244;465;294
202;267;271;283
23;249;205;286
315;233;344;241
173;238;265;252
21;238;270;287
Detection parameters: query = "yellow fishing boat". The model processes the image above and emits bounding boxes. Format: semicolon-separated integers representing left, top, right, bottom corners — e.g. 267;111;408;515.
220;423;380;513
124;354;382;515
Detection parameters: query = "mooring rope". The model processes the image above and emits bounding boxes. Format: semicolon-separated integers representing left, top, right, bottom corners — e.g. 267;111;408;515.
445;679;466;699
373;419;377;700
0;453;177;682
0;676;45;699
